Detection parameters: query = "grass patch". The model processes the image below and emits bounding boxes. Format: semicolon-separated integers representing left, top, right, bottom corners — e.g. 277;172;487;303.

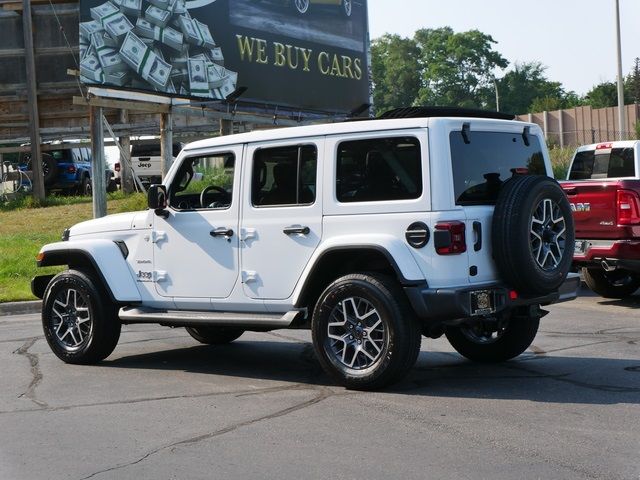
0;193;147;302
548;146;574;180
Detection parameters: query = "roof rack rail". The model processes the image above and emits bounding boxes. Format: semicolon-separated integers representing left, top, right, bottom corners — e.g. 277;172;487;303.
378;106;515;121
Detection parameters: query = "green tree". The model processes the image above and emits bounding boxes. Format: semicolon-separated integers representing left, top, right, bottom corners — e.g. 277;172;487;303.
413;27;508;108
627;57;640;103
530;96;563;113
491;62;565;114
370;34;421;114
584;81;619;109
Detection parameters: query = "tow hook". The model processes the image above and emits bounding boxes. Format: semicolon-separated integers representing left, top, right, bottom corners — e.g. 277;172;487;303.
601;259;617;272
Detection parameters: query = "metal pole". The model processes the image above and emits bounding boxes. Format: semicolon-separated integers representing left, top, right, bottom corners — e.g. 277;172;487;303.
160;111;173;179
22;0;45;201
119;109;134;193
493;78;500;112
615;0;626;140
90;106;107;218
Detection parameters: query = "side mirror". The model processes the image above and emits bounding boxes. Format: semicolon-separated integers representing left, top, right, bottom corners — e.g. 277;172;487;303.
148;184;169;218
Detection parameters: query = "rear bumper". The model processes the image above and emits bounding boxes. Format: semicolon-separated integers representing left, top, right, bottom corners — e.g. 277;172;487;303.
404;273;580;322
573;239;640;272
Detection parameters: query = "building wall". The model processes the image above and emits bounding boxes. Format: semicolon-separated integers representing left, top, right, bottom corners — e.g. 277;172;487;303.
517;104;640;147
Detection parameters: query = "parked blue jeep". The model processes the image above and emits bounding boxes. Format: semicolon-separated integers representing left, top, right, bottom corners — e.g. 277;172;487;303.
20;144;117;195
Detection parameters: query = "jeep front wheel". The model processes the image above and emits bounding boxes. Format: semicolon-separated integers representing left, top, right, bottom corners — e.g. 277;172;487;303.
444;313;539;362
311;273;421;390
185;326;244;345
42;270;121;364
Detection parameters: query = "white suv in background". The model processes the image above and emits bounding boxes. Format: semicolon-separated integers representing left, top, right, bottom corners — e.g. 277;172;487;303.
114;142;182;188
32;107;579;390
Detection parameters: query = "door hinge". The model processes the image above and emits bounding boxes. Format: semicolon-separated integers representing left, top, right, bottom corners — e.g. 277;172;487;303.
242;270;258;283
154;270;168;282
151;231;167;244
240;228;257;242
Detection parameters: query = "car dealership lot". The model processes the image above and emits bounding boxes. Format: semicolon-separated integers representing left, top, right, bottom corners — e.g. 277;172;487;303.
1;290;638;480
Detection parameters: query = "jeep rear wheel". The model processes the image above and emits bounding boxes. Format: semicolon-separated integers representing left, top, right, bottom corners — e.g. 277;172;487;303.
492;175;574;295
311;273;421;390
42;270;121;364
445;313;540;362
185;326;244;345
81;176;92;196
583;267;640;298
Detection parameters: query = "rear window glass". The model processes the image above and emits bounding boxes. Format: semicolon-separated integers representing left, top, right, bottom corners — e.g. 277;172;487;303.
568;148;635;180
131;143;182;157
49;150;72;162
450;131;546;205
336;136;422;203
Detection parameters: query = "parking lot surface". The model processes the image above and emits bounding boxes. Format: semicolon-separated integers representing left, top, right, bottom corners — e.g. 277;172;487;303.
1;289;639;480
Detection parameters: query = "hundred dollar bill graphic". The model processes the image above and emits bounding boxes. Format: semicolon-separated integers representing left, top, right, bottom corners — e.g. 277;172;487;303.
145;5;171;28
80;0;237;99
119;0;141;17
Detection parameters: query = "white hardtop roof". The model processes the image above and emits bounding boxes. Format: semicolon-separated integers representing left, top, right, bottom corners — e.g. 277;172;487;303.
576;140;640;151
182;116;527;152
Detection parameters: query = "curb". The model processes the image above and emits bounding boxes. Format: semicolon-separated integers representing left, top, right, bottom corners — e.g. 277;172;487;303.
0;301;41;317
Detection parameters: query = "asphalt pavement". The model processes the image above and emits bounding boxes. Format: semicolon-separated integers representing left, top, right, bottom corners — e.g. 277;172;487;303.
1;289;639;480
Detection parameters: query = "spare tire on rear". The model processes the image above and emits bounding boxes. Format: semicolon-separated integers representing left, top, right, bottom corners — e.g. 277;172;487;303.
492;175;574;295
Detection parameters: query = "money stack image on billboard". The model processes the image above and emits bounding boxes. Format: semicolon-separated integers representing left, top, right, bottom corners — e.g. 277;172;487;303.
79;0;237;99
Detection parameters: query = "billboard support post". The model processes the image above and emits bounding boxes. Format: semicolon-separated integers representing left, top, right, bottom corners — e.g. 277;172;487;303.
90;106;107;218
160;111;173;179
220;119;233;136
119;109;134;194
22;0;45;201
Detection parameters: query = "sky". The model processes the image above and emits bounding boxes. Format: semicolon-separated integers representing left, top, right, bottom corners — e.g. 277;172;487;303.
367;0;640;96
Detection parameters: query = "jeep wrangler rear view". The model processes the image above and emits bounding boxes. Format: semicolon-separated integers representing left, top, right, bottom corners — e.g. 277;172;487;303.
32;107;579;390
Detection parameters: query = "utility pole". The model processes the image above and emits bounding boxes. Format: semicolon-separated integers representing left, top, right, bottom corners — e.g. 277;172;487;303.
22;0;45;201
615;0;626;140
493;78;500;112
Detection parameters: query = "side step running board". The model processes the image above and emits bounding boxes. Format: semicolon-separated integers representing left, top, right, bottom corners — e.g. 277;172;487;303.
119;307;303;328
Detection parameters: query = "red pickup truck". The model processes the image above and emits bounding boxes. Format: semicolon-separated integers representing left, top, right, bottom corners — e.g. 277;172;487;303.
561;140;640;298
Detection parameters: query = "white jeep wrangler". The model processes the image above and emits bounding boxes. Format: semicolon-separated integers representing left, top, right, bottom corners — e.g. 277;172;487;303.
32;107;580;390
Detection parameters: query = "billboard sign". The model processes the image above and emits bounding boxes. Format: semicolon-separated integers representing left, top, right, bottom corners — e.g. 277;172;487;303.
79;0;370;113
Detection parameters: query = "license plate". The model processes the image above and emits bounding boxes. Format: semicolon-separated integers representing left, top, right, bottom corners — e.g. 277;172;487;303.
574;241;586;254
470;290;496;316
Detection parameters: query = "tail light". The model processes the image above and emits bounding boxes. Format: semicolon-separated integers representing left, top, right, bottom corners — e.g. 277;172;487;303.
434;221;466;255
114;162;121;172
66;165;76;174
617;189;640;225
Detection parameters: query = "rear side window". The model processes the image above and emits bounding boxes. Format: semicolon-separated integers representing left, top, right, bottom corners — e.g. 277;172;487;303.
568;148;635;180
450;131;546;205
252;145;317;207
336;136;422;203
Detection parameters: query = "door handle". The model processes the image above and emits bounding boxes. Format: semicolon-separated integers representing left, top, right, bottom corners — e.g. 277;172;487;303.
473;221;482;252
283;225;310;235
210;227;234;241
